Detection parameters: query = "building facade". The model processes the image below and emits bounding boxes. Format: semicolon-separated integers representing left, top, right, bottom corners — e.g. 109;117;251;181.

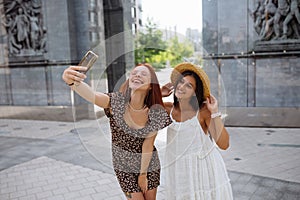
0;0;140;121
202;0;300;127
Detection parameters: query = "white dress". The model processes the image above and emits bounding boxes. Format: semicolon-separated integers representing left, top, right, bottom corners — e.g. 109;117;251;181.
165;109;233;200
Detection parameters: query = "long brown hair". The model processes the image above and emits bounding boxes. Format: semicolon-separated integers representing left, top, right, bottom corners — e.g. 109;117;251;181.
119;63;164;107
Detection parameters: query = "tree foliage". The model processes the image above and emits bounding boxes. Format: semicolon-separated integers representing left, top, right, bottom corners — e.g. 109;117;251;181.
135;19;194;69
135;18;167;67
167;36;194;66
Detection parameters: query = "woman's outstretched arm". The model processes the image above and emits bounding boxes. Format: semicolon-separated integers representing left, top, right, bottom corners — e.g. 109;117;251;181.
62;66;110;108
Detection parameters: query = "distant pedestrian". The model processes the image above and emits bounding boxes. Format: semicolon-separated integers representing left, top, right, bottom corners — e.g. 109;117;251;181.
162;62;233;199
62;63;171;200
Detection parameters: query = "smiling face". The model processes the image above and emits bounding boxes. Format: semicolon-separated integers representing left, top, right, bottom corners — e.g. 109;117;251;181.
128;65;151;91
175;75;196;100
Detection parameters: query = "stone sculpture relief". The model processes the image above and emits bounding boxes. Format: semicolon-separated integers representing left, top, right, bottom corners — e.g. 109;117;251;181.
2;0;47;56
250;0;300;41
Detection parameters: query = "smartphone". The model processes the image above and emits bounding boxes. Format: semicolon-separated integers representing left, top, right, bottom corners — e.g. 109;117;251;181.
78;50;98;74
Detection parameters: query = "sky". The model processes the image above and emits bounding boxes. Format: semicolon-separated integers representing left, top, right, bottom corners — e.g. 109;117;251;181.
141;0;202;35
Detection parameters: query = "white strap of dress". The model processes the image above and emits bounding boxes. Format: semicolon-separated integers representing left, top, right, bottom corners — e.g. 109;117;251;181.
169;106;175;121
170;106;199;121
195;109;199;117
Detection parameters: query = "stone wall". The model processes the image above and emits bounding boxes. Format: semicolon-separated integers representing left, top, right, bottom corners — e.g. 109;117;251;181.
0;0;105;121
202;0;300;127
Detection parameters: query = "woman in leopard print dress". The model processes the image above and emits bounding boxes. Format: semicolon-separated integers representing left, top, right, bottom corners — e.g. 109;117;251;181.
62;63;171;200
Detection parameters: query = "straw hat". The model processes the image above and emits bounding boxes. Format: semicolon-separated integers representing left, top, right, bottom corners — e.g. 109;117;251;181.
170;62;210;99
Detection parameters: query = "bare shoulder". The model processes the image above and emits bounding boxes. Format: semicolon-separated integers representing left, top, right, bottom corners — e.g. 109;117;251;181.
163;102;173;114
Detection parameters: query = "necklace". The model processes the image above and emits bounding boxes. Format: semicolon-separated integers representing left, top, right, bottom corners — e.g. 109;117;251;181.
128;103;147;112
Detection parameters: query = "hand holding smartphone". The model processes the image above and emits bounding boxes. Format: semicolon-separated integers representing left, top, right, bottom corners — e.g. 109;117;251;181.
78;50;98;74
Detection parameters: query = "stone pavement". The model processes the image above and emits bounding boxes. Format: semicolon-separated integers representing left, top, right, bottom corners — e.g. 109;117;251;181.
0;118;300;200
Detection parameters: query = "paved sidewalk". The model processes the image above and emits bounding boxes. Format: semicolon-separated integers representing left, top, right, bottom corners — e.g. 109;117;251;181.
0;118;300;200
0;156;121;200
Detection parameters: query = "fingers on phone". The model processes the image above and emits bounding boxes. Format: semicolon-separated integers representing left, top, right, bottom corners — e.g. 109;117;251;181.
69;68;86;78
70;65;87;72
74;76;84;82
79;66;88;71
68;72;83;82
76;71;87;79
70;65;78;70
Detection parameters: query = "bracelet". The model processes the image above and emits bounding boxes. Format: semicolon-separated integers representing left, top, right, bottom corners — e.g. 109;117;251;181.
211;112;221;119
139;172;147;176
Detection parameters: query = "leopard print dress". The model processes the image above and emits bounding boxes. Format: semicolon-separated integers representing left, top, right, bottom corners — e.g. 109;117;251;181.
104;92;172;193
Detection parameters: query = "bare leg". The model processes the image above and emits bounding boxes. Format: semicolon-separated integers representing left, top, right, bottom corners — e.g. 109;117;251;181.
125;188;158;200
144;188;158;200
125;192;145;200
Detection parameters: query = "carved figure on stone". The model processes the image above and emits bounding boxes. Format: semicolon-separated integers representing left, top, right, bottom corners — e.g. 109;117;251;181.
260;0;277;40
38;27;47;53
250;0;266;35
273;0;290;39
12;7;30;51
5;0;25;14
29;11;39;50
1;14;21;54
250;0;300;41
3;0;46;56
281;0;300;39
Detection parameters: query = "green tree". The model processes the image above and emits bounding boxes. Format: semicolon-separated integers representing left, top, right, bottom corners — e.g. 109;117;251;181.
167;36;194;66
135;18;195;68
135;18;167;68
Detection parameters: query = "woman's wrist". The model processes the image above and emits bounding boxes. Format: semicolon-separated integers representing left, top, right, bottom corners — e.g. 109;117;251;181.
139;172;147;176
211;111;221;119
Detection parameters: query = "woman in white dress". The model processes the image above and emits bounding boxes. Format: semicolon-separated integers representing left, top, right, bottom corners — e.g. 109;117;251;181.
163;62;233;200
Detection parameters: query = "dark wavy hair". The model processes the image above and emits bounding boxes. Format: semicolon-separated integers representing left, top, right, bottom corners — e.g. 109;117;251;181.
173;70;205;111
119;63;164;107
